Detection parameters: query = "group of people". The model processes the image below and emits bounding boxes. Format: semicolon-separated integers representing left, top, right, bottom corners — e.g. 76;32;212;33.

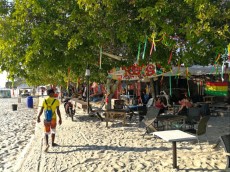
37;87;194;152
81;82;105;102
150;93;193;116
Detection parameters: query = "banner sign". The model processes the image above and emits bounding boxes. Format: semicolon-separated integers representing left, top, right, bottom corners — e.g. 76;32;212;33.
205;82;228;96
108;64;156;80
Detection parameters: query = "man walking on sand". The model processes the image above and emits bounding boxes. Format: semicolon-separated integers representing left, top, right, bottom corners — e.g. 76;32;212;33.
37;88;62;152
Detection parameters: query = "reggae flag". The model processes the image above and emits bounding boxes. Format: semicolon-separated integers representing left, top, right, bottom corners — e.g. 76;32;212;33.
205;82;228;96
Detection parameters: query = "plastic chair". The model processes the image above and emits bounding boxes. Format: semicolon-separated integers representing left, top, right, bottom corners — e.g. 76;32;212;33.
186;107;201;129
200;103;210;116
185;116;210;148
220;134;230;169
146;98;154;108
143;107;162;137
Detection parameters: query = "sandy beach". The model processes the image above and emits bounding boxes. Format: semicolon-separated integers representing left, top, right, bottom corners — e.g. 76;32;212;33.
1;97;229;172
0;98;38;172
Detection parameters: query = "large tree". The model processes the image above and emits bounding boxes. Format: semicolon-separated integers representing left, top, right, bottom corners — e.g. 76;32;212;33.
0;0;229;86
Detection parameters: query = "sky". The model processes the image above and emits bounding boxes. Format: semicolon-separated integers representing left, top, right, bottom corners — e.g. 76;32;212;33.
0;71;7;88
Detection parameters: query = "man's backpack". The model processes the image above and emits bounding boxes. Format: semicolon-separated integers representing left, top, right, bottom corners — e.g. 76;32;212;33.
44;99;56;122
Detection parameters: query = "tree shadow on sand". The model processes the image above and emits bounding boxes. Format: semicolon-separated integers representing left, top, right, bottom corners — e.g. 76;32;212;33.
178;168;226;172
73;114;104;122
47;144;171;154
46;145;223;171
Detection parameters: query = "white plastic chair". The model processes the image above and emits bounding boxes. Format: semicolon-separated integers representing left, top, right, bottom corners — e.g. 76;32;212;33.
146;98;154;108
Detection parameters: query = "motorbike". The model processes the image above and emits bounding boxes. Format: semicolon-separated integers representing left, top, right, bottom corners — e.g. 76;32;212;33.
63;98;75;121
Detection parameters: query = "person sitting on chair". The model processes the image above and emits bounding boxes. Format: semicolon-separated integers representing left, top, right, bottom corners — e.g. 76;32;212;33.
177;96;193;116
154;97;167;114
90;82;103;102
141;90;150;105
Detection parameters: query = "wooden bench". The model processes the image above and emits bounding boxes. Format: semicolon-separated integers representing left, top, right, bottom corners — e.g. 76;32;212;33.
71;98;88;111
104;109;131;127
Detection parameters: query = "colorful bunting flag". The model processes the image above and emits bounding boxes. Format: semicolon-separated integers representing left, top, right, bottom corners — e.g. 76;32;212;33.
167;50;173;64
142;36;147;59
150;37;156;56
215;53;221;63
137;42;141;62
99;46;102;69
67;67;70;90
228;43;230;60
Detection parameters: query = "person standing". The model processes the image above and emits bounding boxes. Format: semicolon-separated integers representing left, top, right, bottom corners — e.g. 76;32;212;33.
37;89;62;152
82;83;87;101
41;89;44;97
141;90;149;105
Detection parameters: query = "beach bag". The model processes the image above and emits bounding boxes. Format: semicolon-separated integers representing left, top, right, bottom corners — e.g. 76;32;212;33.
44;99;56;122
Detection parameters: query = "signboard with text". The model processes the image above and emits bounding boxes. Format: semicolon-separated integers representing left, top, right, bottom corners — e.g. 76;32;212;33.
108;63;156;80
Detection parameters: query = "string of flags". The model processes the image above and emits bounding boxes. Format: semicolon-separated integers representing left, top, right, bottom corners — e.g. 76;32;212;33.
97;34;229;82
99;46;102;69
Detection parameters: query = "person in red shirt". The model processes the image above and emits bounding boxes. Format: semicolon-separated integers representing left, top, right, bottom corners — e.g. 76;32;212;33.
177;96;193;115
154;97;167;114
90;82;104;102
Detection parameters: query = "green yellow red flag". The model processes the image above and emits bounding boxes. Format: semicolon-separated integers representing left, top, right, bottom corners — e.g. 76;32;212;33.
205;82;228;96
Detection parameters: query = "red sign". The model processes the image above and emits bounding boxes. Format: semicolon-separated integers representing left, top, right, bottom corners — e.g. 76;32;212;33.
109;64;156;80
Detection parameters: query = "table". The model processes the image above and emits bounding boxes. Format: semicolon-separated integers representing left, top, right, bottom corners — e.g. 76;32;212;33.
172;104;181;115
71;98;88;110
157;115;187;130
203;96;215;104
227;105;230;111
120;95;135;99
153;130;196;169
104;109;130;127
209;103;230;116
209;102;228;109
128;105;147;122
195;102;208;106
128;105;145;111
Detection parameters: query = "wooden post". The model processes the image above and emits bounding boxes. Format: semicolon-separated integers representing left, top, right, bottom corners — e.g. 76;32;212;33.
150;78;155;98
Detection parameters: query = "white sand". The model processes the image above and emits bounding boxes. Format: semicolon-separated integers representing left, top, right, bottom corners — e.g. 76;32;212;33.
0;98;38;172
1;97;229;172
13;99;230;172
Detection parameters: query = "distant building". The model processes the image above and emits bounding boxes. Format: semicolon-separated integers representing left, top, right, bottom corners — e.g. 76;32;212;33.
0;89;11;98
16;84;33;97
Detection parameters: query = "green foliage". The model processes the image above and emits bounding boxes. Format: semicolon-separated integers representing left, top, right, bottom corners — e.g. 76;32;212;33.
0;0;229;87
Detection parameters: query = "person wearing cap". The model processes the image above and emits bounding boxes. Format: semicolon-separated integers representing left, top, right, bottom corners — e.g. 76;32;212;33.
37;88;62;152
